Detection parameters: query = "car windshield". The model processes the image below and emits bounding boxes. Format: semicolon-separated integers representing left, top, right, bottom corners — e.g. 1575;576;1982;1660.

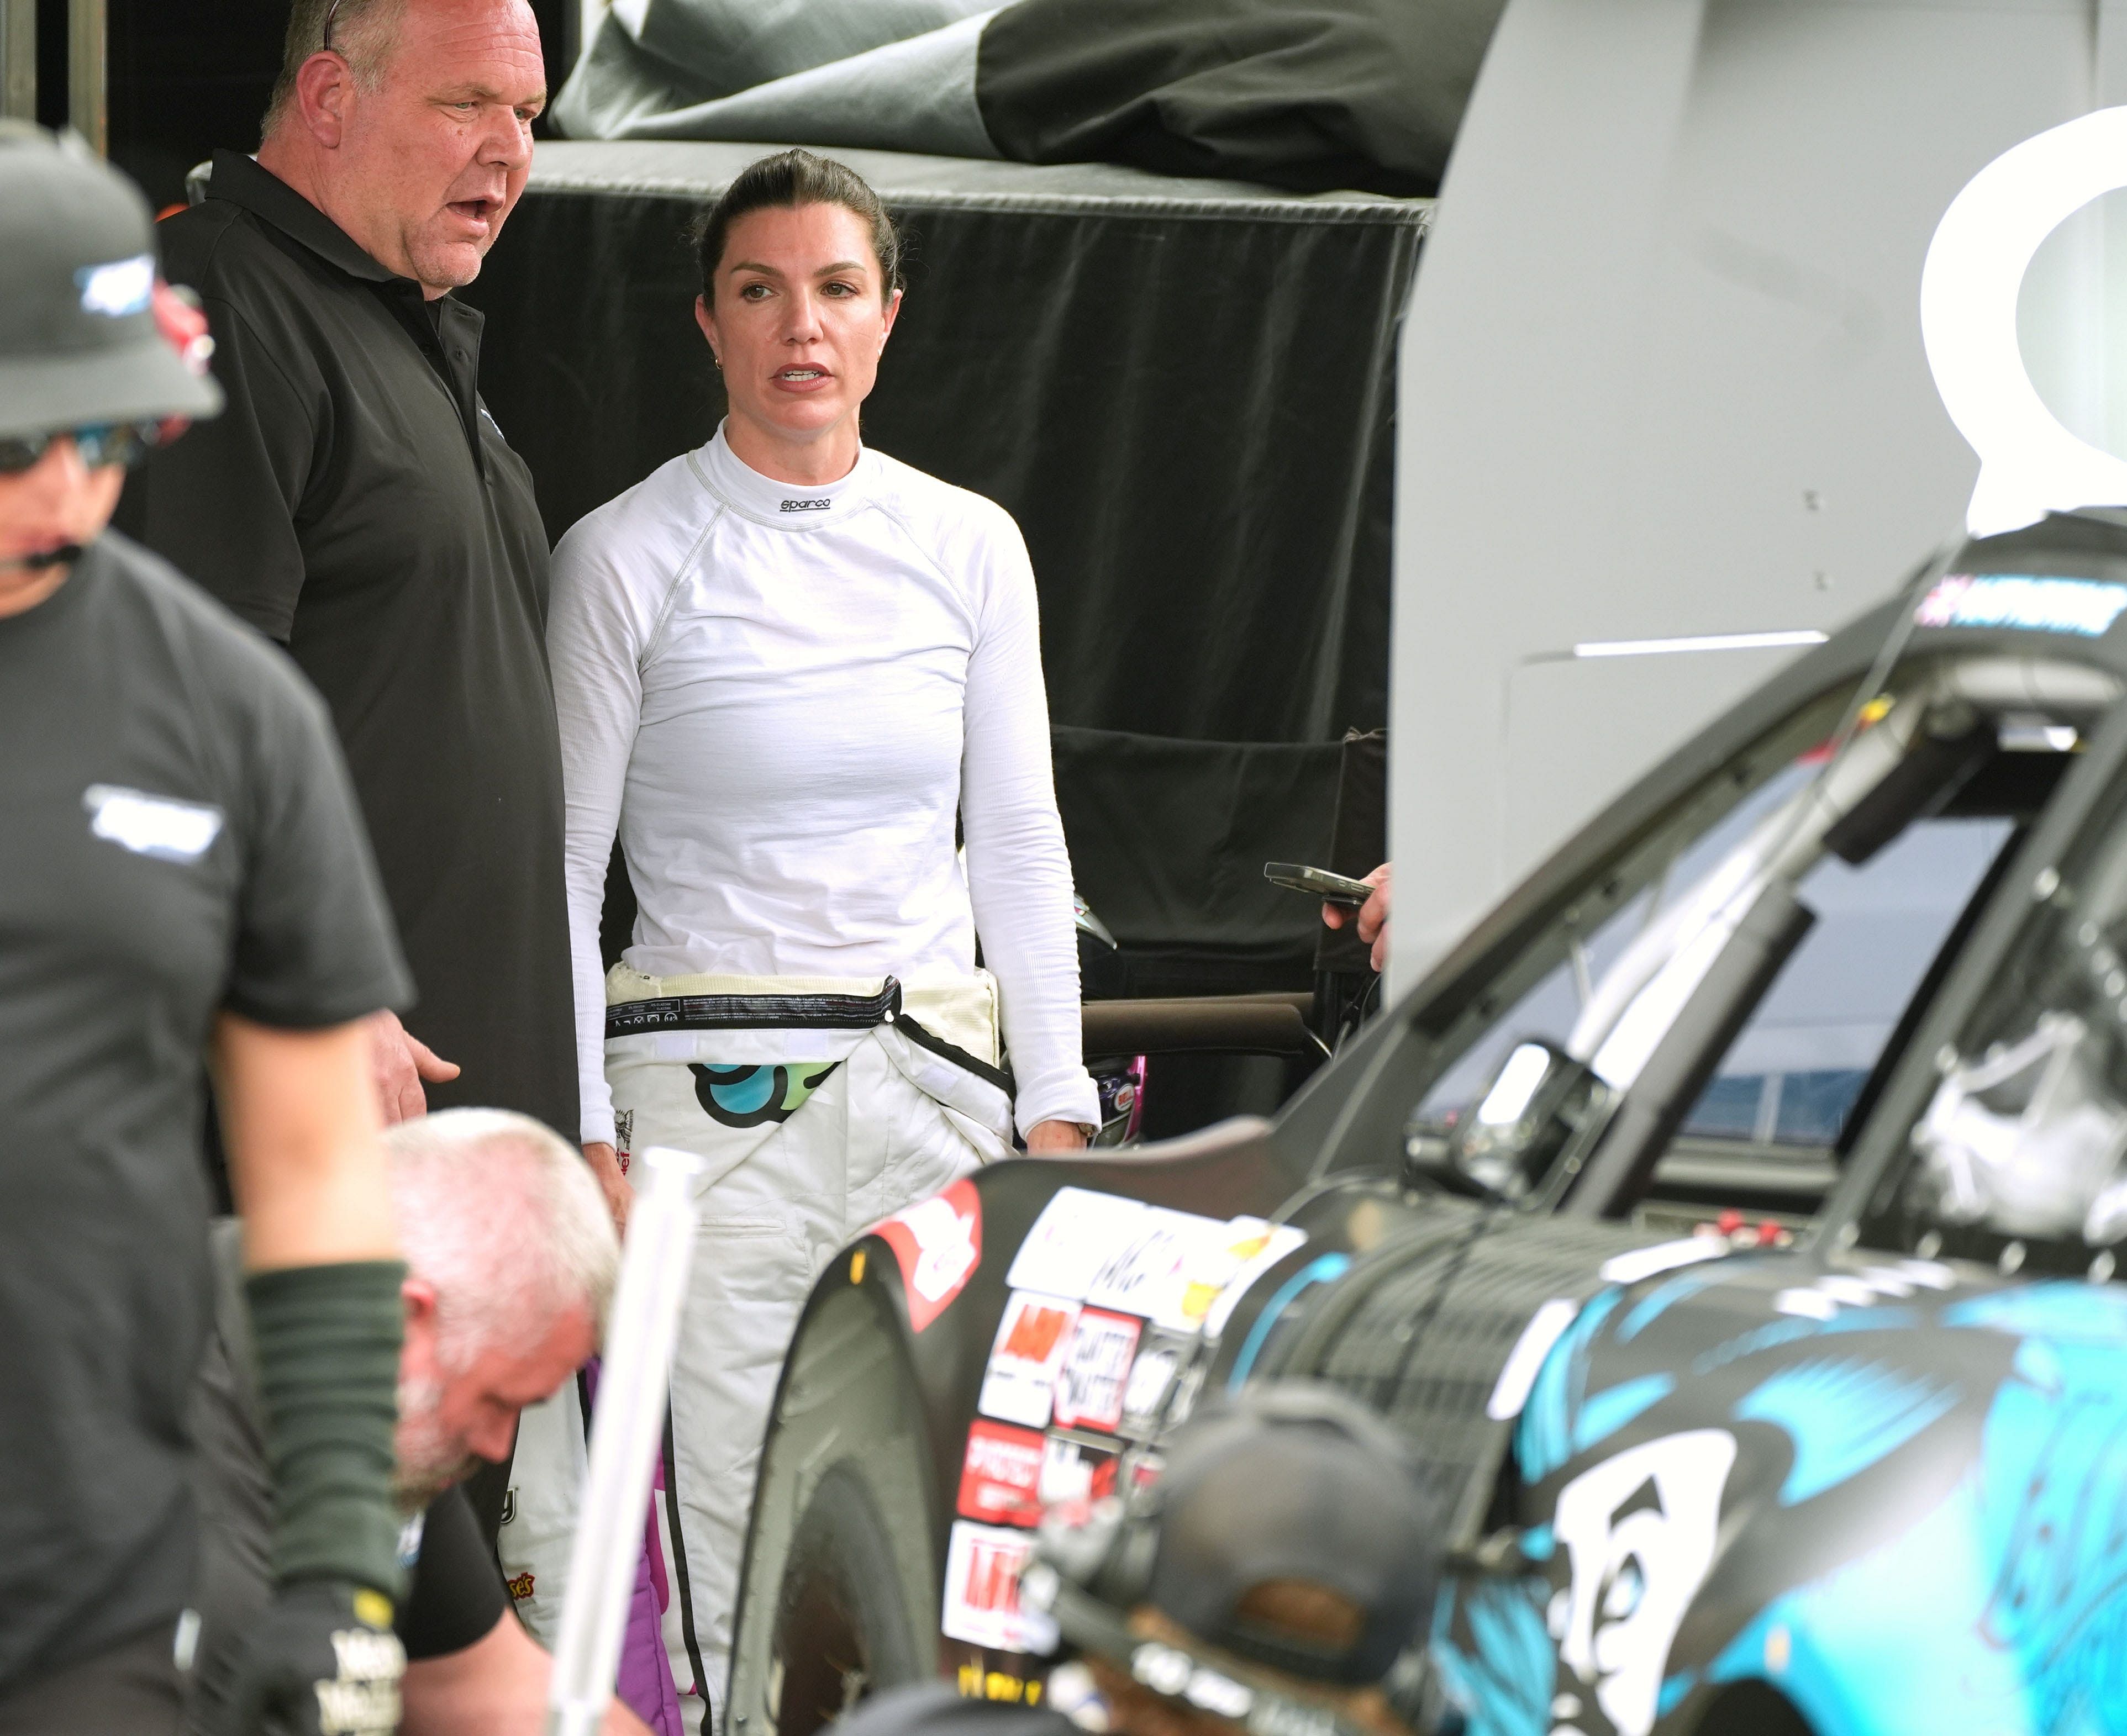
1868;743;2127;1277
1405;653;2111;1215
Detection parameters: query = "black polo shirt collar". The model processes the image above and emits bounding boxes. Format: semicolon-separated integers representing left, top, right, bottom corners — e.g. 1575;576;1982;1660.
206;150;491;471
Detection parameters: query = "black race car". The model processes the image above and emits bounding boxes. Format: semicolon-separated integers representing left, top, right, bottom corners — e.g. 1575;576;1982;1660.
725;511;2127;1736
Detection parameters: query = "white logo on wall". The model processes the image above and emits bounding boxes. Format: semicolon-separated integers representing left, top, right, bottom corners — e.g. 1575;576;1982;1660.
82;785;224;862
1549;1428;1737;1736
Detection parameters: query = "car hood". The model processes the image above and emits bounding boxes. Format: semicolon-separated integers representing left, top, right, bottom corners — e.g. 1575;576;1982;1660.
1437;1246;2127;1736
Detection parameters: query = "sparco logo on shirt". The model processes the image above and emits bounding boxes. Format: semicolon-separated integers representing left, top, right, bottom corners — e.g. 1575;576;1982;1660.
780;497;831;512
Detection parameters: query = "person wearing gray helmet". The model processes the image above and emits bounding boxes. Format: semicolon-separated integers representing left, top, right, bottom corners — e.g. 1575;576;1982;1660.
0;124;415;1736
821;1385;1448;1736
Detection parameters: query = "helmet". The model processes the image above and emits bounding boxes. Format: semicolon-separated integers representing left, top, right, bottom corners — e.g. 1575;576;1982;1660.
0;124;220;440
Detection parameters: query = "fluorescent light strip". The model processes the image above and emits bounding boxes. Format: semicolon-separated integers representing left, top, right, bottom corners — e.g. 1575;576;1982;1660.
1572;629;1829;659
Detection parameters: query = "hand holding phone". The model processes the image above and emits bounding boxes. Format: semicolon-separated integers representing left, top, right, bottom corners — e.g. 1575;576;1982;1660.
1264;862;1377;906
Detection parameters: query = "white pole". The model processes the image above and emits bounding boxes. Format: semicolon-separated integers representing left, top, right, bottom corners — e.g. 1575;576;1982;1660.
546;1145;703;1736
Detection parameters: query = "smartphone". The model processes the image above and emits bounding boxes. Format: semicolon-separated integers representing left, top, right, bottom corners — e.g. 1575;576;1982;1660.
1264;862;1376;905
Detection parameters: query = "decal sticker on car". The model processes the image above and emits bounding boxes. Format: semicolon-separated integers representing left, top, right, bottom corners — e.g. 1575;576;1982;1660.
1197;1220;1308;1337
1038;1432;1120;1517
1597;1239;1729;1288
1087;1209;1224;1327
1550;1428;1738;1736
980;1291;1081;1427
1915;573;2127;637
1119;1328;1197;1436
1004;1191;1305;1336
1771;1258;1956;1321
1053;1307;1143;1432
957;1420;1047;1528
942;1521;1058;1654
1007;1188;1158;1298
1487;1297;1584;1421
872;1178;982;1332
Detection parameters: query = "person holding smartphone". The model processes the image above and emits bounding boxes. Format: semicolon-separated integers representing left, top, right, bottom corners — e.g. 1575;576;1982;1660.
1320;863;1392;972
524;149;1101;1713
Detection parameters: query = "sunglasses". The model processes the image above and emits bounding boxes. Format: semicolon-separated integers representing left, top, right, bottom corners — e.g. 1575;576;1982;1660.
0;422;166;477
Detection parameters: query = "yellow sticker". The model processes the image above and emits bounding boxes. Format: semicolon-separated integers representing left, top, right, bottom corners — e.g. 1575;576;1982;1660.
851;1249;867;1284
352;1589;394;1629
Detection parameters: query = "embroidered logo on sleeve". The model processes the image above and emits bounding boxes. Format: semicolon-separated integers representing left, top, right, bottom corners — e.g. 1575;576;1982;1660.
82;784;224;862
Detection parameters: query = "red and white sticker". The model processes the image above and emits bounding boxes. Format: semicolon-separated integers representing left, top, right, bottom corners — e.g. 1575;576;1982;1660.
957;1420;1046;1528
942;1522;1057;1654
872;1178;981;1332
1038;1433;1121;1516
1052;1307;1142;1432
979;1291;1080;1427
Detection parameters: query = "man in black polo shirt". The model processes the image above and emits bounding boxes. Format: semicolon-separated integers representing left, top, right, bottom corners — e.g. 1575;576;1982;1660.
116;0;608;1223
1;126;410;1734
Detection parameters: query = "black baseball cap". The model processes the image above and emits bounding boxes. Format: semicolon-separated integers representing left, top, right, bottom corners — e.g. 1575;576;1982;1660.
0;123;221;439
1143;1386;1441;1688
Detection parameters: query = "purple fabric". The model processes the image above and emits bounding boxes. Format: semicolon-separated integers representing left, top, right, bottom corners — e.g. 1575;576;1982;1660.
582;1358;688;1735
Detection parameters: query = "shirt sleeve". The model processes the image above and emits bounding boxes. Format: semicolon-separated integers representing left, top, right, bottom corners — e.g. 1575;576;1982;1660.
959;509;1102;1136
115;293;315;641
223;650;413;1028
547;516;652;1148
396;1486;509;1661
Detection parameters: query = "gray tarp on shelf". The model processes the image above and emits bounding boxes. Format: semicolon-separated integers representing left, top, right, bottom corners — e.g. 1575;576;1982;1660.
464;141;1423;991
556;0;1506;196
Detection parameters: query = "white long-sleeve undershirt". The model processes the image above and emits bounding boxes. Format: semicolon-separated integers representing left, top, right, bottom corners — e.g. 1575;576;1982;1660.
548;426;1099;1147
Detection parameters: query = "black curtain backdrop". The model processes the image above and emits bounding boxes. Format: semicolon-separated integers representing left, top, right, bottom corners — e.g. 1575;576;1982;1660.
465;169;1421;991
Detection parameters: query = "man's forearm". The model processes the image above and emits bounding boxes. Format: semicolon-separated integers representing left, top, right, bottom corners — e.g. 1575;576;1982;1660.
399;1612;654;1735
213;1010;406;1599
214;1012;396;1267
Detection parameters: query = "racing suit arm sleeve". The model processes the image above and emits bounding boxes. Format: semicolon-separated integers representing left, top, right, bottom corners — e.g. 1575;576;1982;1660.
547;518;649;1149
960;510;1101;1137
113;293;318;642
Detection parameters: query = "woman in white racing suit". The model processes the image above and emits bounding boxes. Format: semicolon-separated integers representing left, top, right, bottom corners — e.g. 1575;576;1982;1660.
513;149;1101;1713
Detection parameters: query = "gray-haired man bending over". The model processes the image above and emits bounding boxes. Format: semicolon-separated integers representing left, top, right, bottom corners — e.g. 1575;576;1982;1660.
189;1110;648;1735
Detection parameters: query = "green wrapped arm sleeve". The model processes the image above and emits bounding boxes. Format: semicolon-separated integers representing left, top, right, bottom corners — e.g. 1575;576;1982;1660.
243;1259;408;1597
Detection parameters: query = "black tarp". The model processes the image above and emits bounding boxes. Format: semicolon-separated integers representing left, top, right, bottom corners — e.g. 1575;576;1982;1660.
553;0;1507;200
978;0;1505;195
464;143;1423;992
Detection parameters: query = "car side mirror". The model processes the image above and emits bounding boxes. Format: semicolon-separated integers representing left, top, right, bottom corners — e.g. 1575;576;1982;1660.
1412;1040;1616;1203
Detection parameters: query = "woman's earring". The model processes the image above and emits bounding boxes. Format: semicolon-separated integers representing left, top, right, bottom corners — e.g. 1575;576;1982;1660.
712;352;723;371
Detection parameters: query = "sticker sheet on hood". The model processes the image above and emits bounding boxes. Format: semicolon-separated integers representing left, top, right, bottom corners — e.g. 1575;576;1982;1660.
1005;1188;1305;1334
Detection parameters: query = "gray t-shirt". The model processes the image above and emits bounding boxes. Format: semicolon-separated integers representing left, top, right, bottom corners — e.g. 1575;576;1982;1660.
0;532;410;1691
